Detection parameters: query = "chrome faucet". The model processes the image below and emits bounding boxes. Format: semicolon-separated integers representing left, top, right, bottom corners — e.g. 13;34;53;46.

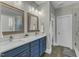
35;32;38;35
9;36;13;41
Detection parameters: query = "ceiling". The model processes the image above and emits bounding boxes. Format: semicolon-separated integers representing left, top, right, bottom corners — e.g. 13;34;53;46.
35;1;79;8
35;1;46;5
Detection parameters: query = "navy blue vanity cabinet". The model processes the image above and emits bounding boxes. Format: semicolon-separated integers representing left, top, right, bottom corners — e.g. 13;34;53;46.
30;36;46;57
1;43;30;57
39;36;46;56
1;36;46;57
30;39;40;57
16;49;30;57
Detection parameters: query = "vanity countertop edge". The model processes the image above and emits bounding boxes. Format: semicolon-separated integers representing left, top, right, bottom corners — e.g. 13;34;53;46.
0;34;47;54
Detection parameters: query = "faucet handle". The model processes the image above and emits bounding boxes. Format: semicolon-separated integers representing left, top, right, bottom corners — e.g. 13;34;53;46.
9;36;13;42
10;36;13;39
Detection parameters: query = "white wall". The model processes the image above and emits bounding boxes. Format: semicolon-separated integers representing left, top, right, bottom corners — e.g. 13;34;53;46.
0;5;3;39
38;2;51;54
55;3;79;56
50;2;55;46
38;2;55;54
0;1;55;54
0;1;40;38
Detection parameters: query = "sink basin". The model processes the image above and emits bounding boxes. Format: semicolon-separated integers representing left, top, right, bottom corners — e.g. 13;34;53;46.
0;39;25;52
0;39;24;46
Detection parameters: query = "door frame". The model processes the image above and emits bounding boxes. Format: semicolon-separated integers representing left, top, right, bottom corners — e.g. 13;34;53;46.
55;14;72;49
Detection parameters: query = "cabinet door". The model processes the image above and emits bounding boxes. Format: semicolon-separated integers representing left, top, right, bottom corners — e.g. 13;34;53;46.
43;37;46;51
1;43;30;57
39;37;46;56
30;39;40;57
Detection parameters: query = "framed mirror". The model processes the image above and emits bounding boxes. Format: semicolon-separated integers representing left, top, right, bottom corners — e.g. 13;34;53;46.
0;2;24;35
27;13;39;32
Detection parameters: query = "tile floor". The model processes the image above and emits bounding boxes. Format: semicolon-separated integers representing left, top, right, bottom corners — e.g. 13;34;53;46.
43;46;76;57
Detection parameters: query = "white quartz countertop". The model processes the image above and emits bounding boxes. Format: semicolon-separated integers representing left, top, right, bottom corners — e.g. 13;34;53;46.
0;34;46;53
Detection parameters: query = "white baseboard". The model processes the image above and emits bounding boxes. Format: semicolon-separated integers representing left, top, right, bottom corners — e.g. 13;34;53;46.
53;43;60;46
45;48;52;54
74;47;79;57
53;43;73;50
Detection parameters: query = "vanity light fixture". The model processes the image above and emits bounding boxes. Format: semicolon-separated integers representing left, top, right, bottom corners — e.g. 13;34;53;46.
39;11;42;15
14;1;22;7
28;6;31;12
29;6;42;15
31;7;34;11
29;6;34;12
35;9;38;13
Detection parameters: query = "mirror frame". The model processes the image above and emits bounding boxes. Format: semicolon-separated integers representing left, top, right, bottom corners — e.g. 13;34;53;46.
0;2;24;35
27;13;39;32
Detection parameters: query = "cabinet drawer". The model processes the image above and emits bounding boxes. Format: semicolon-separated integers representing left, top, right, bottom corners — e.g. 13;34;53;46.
30;40;39;47
1;43;30;57
31;51;39;57
39;37;46;56
16;50;30;57
31;46;39;52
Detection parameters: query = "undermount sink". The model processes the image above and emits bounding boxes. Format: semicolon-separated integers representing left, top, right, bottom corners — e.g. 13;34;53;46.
0;39;25;52
0;39;24;46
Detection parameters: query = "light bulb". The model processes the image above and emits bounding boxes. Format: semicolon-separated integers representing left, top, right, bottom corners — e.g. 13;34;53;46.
29;7;32;12
31;7;34;11
39;11;42;15
35;9;38;13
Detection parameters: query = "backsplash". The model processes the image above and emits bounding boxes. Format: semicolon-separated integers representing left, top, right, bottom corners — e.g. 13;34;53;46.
2;32;37;39
3;33;24;39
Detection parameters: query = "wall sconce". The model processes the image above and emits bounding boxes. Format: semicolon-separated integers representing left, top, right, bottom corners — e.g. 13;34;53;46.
14;1;22;7
29;6;42;15
35;9;38;13
29;6;34;12
39;11;42;15
31;7;34;11
29;7;31;12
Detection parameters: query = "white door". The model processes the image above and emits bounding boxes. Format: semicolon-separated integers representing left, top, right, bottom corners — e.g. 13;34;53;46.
57;15;72;49
57;16;63;46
